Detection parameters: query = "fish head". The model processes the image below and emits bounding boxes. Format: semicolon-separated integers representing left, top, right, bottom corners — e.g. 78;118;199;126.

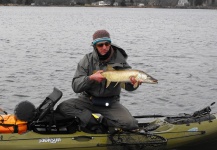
139;71;158;84
146;75;158;84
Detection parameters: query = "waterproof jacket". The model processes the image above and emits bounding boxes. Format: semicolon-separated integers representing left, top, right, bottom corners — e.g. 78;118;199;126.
72;44;137;98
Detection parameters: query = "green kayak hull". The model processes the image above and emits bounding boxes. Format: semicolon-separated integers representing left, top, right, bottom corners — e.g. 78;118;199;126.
1;114;217;150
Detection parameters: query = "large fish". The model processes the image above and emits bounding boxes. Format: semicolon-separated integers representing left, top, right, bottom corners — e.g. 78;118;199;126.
99;66;158;88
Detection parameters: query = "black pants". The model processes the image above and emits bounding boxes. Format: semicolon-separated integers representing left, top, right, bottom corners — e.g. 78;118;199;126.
56;97;138;130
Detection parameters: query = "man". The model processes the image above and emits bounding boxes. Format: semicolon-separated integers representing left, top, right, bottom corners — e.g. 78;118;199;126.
57;30;140;132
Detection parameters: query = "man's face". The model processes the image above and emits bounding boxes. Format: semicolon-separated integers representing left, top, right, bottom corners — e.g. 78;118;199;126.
96;42;111;55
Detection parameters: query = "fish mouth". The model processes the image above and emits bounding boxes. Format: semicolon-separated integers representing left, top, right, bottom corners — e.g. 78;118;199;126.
151;79;158;84
153;80;158;83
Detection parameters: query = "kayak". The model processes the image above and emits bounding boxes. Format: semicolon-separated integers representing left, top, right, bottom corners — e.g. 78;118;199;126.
1;88;217;150
1;114;217;150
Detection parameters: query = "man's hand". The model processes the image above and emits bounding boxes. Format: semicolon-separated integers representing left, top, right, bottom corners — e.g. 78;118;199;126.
89;70;105;82
130;76;142;87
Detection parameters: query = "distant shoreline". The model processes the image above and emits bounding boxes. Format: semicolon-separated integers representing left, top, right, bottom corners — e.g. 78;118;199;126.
0;4;217;9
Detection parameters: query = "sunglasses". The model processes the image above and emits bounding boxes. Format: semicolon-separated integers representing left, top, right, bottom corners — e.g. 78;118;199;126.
96;42;111;47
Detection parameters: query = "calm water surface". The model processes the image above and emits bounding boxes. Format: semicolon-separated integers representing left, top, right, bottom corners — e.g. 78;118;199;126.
0;6;217;117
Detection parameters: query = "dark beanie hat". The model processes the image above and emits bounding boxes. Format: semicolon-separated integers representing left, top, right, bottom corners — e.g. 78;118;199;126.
92;30;111;45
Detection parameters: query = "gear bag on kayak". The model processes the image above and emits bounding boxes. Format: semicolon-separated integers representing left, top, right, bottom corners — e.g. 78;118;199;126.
0;115;27;134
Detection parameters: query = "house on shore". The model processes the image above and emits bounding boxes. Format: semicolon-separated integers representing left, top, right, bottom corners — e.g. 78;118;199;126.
177;0;189;6
91;1;110;6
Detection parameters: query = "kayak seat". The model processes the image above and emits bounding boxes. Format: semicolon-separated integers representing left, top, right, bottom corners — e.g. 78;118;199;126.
34;87;63;122
28;88;81;134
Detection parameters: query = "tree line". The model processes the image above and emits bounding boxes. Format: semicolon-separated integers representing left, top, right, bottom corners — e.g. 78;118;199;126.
0;0;33;5
0;0;216;7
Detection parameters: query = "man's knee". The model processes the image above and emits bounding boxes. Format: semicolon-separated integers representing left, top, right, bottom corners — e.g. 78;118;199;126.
106;117;138;130
121;118;138;130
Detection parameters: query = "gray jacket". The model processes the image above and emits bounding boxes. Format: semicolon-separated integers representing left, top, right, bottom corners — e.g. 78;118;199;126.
72;44;137;98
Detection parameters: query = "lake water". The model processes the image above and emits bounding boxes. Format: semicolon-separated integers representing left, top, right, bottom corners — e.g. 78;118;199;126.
0;6;217;117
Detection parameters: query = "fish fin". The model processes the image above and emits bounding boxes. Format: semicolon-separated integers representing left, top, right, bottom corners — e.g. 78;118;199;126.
120;83;126;89
106;65;115;71
133;82;139;88
114;82;119;87
106;80;111;88
93;65;114;73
